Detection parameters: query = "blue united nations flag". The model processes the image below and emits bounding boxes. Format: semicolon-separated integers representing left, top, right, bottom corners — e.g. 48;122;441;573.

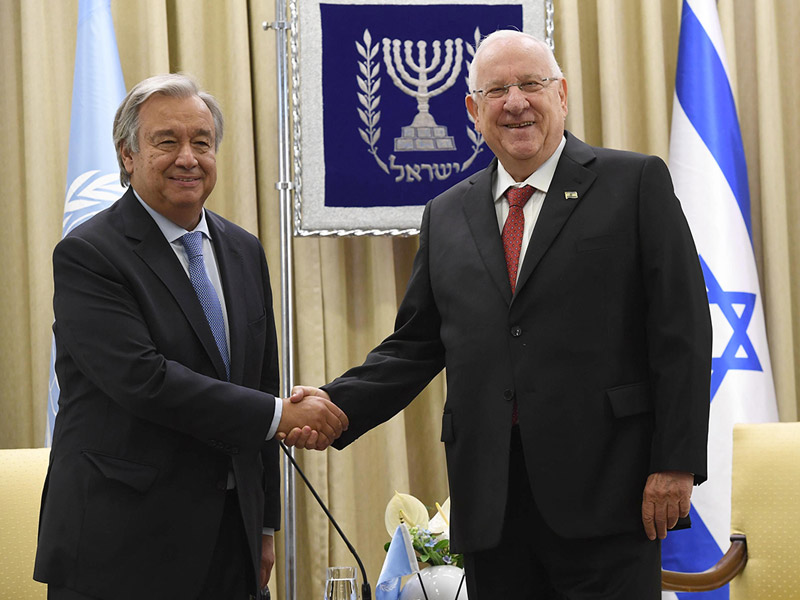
661;1;779;598
47;0;126;444
376;524;419;600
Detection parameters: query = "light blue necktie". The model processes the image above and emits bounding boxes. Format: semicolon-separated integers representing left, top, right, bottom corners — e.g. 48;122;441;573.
180;231;230;380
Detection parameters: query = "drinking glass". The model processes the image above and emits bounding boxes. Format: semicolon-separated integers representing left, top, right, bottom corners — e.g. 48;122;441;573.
324;566;357;600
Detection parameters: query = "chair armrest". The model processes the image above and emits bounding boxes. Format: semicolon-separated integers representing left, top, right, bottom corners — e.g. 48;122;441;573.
661;535;747;592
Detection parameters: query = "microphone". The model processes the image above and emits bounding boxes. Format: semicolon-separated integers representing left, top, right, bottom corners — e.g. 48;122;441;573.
279;441;372;600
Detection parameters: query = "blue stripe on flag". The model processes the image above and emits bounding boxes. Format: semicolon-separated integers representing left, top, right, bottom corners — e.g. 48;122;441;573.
662;506;728;600
675;1;751;238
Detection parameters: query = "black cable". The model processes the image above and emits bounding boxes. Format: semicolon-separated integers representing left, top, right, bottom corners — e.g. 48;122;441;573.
280;442;372;600
455;571;466;598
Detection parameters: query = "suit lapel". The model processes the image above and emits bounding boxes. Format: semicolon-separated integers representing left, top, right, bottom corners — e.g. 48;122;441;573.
514;133;598;296
461;159;513;304
206;213;247;385
120;190;229;381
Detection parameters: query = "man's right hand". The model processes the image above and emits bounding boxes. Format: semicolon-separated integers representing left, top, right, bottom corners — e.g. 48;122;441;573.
277;386;347;450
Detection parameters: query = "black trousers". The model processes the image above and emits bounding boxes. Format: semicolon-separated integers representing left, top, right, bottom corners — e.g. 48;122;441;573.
49;489;255;600
197;488;254;600
463;427;661;600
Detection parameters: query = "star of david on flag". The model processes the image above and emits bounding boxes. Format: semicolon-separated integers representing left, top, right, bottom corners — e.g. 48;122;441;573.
661;1;778;598
700;258;762;399
47;0;126;445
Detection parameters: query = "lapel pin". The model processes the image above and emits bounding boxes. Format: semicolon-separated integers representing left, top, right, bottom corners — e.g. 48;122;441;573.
564;191;579;200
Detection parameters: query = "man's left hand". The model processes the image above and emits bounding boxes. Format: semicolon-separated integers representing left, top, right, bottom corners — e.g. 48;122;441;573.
260;534;275;589
641;470;694;540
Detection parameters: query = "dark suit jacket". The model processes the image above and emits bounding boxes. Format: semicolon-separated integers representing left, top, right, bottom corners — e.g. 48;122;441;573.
327;132;711;554
34;188;281;600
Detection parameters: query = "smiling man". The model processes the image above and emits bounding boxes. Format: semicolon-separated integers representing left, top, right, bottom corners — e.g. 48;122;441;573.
290;30;711;599
120;92;218;230
34;74;348;600
465;31;567;182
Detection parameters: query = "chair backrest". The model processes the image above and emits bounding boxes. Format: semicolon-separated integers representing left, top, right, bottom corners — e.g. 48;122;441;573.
730;422;800;600
0;448;50;600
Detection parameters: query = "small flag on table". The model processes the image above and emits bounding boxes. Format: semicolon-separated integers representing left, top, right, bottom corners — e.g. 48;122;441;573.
377;523;420;600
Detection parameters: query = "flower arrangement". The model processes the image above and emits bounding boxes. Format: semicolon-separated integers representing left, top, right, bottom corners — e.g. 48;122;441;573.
383;492;464;569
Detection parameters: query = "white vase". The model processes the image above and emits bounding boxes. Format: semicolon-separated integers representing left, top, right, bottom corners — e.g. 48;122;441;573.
399;565;468;600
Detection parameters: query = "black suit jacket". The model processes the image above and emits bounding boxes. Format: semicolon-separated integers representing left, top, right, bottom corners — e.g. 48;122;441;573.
326;132;711;553
34;189;280;600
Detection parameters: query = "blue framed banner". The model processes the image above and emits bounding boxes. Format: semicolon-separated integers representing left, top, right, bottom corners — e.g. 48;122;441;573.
292;0;553;235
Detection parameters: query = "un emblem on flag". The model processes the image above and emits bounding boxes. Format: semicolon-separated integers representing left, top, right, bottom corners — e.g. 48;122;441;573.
63;171;125;235
294;2;541;234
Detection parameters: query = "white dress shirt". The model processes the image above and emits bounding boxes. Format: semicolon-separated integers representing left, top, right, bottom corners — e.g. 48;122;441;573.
133;191;282;441
493;135;567;280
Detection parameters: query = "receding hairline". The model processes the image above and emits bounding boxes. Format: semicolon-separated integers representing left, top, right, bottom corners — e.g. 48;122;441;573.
468;30;563;92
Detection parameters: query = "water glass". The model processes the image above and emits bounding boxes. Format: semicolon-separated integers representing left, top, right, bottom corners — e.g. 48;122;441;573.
324;566;357;600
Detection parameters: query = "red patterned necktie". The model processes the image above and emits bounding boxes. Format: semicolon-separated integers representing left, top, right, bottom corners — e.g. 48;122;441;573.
503;185;534;425
502;185;535;295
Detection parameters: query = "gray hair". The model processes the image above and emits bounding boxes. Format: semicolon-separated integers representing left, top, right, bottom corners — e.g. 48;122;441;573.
467;30;564;95
112;73;224;187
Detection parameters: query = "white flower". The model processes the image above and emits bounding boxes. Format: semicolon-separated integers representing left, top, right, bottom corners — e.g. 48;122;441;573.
384;491;430;536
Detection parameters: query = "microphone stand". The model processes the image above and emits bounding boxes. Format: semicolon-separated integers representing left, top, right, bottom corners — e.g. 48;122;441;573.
280;442;372;600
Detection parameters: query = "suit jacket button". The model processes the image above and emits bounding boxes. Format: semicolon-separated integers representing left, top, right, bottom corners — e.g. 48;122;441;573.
503;389;515;401
510;326;523;337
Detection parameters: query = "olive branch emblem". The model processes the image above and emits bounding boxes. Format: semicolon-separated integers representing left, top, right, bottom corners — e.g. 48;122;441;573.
356;29;388;173
356;27;485;181
463;26;485;171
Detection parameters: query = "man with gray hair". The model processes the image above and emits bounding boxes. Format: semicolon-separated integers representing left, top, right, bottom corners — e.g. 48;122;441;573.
34;73;348;600
289;30;711;598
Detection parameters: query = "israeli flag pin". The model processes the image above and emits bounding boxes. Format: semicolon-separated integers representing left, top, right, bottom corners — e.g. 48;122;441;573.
564;191;578;199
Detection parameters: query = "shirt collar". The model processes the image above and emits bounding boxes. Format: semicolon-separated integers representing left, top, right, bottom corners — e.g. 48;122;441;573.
493;135;567;203
132;188;211;243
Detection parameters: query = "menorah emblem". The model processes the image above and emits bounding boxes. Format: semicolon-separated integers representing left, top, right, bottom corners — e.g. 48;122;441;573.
382;37;464;152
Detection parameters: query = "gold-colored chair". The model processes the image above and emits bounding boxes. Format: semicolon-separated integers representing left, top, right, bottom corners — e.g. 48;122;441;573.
662;422;800;598
0;448;50;600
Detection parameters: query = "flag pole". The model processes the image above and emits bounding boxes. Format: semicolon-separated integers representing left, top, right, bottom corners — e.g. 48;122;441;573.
264;1;297;597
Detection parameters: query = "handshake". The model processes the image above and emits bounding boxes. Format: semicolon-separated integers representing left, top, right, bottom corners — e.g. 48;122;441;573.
276;386;347;450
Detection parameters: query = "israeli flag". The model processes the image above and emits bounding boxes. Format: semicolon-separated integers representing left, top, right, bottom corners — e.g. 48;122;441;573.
661;1;779;598
46;0;126;445
377;523;420;600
